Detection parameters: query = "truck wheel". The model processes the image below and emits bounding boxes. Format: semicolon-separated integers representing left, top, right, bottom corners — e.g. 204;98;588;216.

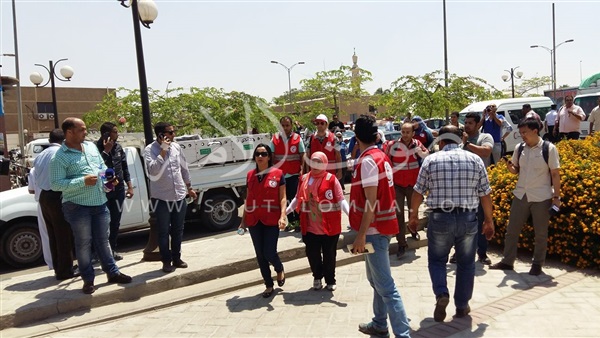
0;221;43;268
201;193;238;231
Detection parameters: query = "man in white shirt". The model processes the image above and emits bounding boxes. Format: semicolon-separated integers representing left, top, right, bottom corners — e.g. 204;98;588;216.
490;118;561;276
554;95;586;140
544;104;558;142
588;97;600;135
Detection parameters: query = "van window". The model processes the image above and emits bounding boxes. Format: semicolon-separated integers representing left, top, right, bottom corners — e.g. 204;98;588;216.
574;96;598;115
33;145;50;154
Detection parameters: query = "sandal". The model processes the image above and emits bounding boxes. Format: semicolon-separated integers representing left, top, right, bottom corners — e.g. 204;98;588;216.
262;287;273;298
277;270;286;287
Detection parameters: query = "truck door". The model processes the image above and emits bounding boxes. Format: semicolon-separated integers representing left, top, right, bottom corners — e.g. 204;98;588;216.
119;148;146;229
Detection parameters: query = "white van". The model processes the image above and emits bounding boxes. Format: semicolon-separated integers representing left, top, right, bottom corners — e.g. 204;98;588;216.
459;97;553;153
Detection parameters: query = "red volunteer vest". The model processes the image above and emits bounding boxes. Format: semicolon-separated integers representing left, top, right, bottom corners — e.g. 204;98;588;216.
384;138;422;187
272;132;302;175
309;132;337;175
349;147;398;235
244;168;283;227
298;173;342;236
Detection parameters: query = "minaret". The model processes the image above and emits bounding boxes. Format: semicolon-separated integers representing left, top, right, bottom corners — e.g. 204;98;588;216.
351;48;360;93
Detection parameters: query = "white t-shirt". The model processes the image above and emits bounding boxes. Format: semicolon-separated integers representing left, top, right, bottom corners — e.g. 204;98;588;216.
359;146;382;235
589;105;600;132
545;110;557;126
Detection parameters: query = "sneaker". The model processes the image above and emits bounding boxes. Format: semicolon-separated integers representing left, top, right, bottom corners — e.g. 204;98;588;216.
107;272;133;284
313;279;323;290
173;259;188;268
489;262;514;271
434;294;450;322
454;305;471;318
82;281;95;295
449;253;457;264
358;322;390;338
478;255;492;265
112;251;123;261
529;263;543;276
326;284;337;291
396;245;406;258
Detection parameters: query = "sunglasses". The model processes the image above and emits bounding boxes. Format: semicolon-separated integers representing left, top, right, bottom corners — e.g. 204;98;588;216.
164;130;176;135
314;121;327;126
254;152;269;157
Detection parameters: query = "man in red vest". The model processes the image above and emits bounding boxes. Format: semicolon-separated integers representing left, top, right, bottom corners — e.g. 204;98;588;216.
350;114;411;338
270;116;305;231
383;122;429;258
306;114;342;181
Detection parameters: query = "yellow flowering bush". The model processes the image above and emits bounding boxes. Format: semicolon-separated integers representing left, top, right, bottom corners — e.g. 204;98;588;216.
488;133;600;269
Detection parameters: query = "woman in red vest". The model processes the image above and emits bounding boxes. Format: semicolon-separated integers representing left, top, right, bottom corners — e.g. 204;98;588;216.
238;144;287;298
287;152;349;291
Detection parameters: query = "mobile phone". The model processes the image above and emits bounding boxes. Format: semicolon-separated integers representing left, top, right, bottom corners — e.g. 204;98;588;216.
347;242;375;255
103;132;111;141
158;133;165;140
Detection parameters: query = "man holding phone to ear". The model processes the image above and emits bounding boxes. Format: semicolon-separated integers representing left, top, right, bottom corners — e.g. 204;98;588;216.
96;122;134;261
144;122;196;273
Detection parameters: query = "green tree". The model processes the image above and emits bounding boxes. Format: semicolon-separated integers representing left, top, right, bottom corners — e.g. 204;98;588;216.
83;87;280;138
515;76;552;97
297;65;373;116
375;71;503;120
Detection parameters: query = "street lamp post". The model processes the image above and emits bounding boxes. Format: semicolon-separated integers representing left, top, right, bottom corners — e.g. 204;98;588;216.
501;67;523;98
29;59;74;129
270;60;305;111
530;39;574;100
119;0;158;146
119;0;159;261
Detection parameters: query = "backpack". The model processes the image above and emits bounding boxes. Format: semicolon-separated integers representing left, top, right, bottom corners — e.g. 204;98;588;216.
514;140;550;166
514;140;553;186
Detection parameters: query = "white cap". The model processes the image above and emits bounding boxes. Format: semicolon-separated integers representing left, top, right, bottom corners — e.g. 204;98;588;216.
314;114;328;123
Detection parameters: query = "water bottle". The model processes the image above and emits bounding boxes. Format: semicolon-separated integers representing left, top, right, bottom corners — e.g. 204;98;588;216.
237;228;247;236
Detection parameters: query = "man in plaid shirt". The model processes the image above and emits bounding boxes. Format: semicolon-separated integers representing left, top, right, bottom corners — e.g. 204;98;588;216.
408;125;494;322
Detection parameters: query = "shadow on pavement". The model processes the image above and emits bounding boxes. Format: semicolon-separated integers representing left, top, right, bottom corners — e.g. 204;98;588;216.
280;289;347;308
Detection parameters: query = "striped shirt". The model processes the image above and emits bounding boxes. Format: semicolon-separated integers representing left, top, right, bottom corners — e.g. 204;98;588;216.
50;141;108;206
414;143;491;210
144;141;191;202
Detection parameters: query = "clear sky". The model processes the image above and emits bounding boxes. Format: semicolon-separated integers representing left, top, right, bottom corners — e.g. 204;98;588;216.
1;0;597;103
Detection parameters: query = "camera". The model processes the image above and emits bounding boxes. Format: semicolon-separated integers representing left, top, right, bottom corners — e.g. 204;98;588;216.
485;107;491;113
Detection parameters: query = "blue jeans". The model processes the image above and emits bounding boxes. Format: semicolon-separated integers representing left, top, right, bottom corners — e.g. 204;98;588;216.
248;221;283;288
63;202;119;283
364;234;411;338
152;198;187;264
107;189;126;250
427;211;478;309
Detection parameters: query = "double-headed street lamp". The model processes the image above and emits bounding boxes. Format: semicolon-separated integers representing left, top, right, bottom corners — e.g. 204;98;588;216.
119;0;158;146
270;60;305;110
29;59;74;129
501;67;523;98
530;39;574;100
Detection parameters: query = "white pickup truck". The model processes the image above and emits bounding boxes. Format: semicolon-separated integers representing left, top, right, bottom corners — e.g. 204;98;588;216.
0;133;271;268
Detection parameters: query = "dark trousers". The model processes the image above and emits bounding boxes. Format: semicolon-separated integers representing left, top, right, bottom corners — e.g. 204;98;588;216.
286;174;299;223
559;132;580;141
394;185;413;247
302;232;340;285
39;190;74;278
547;126;556;142
476;203;487;257
106;189;126;250
152;198;187;264
248;221;283;288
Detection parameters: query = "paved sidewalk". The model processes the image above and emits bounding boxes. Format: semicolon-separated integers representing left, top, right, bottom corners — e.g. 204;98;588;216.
6;246;600;337
0;204;428;331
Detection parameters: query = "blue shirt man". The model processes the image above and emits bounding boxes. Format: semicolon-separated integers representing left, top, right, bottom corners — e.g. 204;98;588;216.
50;118;131;294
